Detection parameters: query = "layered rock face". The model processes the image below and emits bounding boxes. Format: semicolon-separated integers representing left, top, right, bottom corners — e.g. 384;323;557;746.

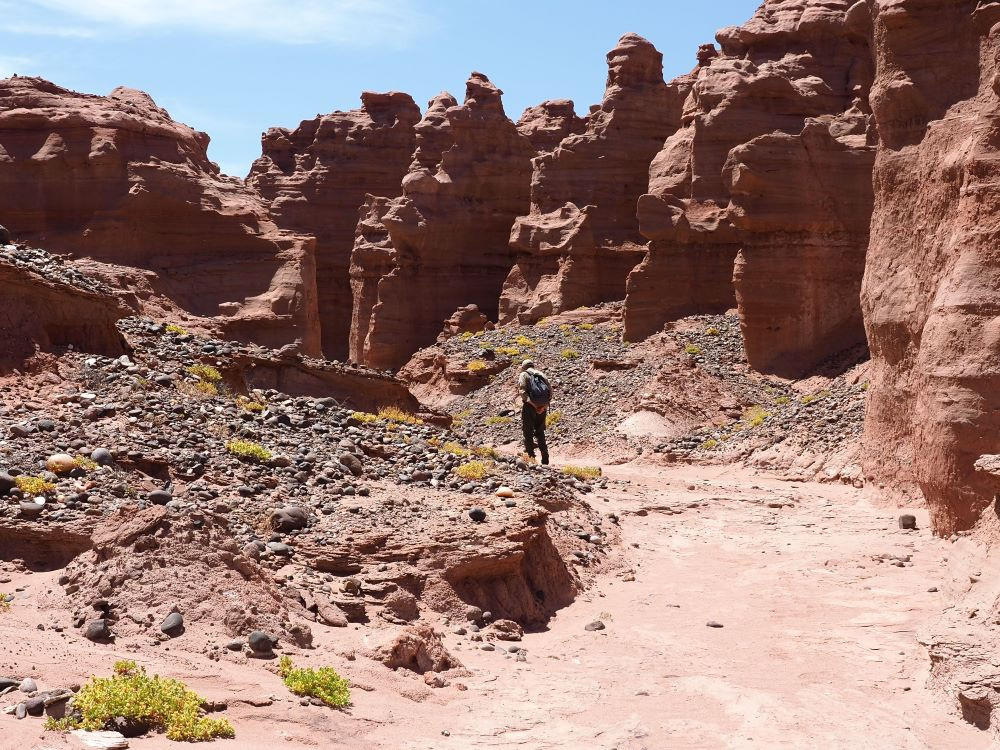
624;1;876;377
860;0;993;533
515;99;585;154
0;77;321;355
500;34;688;325
248;92;420;360
352;76;534;369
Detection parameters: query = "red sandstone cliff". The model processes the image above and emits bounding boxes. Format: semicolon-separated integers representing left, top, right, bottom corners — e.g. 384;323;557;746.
247;92;420;361
351;76;534;370
0;77;321;355
860;0;991;534
624;0;875;378
499;34;689;325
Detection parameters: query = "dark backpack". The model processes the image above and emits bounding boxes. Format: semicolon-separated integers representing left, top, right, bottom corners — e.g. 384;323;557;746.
526;371;552;408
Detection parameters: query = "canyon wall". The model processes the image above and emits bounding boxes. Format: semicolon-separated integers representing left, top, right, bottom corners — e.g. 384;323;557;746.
624;0;875;377
860;0;993;533
352;76;534;369
499;34;689;325
0;77;321;355
248;92;420;360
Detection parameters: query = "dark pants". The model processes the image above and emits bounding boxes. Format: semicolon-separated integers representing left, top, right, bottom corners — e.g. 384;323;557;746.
521;403;549;464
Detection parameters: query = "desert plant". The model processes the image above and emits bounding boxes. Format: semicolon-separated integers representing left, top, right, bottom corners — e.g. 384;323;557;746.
562;465;602;480
377;406;423;425
236;396;266;412
473;445;499;459
44;660;234;741
514;334;537;348
774;396;791;405
75;455;99;472
743;405;770;428
442;441;471;457
15;475;56;495
561;348;580;360
701;438;719;450
684;344;702;356
451;408;473;428
351;411;378;423
495;346;521;357
467;359;488;373
185;364;222;382
454;461;495;480
577;323;594;331
278;655;350;708
225;439;272;462
0;594;10;613
485;416;512;426
164;324;188;335
545;410;562;428
705;326;720;336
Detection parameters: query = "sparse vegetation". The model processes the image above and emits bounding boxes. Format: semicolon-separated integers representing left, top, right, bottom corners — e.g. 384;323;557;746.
685;344;702;356
44;659;234;742
164;324;188;335
459;330;482;341
454;461;495;480
451;408;473;428
15;475;56;495
562;465;602;480
473;445;500;459
702;438;719;450
495;346;521;357
705;326;720;336
377;406;424;425
743;405;771;428
514;334;537;348
236;395;266;412
185;364;222;382
774;396;791;405
441;441;471;457
485;415;512;426
545;410;562;428
561;348;580;360
75;455;99;472
0;594;10;613
578;323;594;331
351;411;378;423
225;439;272;462
467;359;488;373
278;655;350;709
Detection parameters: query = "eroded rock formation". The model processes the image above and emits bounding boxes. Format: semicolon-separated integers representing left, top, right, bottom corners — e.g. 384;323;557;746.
624;1;875;377
248;93;420;360
351;76;534;369
515;99;585;154
860;0;993;534
500;34;689;325
0;77;321;355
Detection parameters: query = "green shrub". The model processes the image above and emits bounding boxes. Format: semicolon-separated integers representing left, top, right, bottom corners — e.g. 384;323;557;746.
165;324;188;335
225;439;272;462
0;594;9;613
455;461;495;480
278;655;350;708
485;416;512;426
514;335;537;348
451;408;473;428
774;396;791;405
562;465;602;480
467;359;488;373
236;396;266;412
561;348;580;360
473;445;499;459
684;344;702;356
701;438;719;450
545;410;562;428
45;660;234;742
351;411;378;423
577;323;594;331
495;346;521;357
75;455;99;472
15;475;56;495
705;326;720;336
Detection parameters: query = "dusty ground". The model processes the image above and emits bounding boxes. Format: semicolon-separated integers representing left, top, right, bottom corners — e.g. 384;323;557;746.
2;458;989;750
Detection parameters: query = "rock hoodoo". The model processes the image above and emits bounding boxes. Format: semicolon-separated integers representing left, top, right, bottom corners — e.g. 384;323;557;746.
351;75;534;369
499;34;690;325
248;92;421;360
624;0;875;377
0;77;322;355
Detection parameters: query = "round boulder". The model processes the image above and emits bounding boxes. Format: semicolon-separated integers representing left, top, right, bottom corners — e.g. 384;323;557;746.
45;453;78;474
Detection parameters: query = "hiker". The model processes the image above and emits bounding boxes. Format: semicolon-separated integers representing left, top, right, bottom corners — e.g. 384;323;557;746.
517;359;551;465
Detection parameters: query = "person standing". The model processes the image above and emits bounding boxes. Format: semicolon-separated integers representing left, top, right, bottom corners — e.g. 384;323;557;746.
516;359;551;465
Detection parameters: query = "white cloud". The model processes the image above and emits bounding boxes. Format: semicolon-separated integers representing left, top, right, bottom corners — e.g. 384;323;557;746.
7;0;429;47
0;22;95;38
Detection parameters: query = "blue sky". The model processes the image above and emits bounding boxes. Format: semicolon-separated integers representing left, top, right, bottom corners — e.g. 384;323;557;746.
0;1;761;177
